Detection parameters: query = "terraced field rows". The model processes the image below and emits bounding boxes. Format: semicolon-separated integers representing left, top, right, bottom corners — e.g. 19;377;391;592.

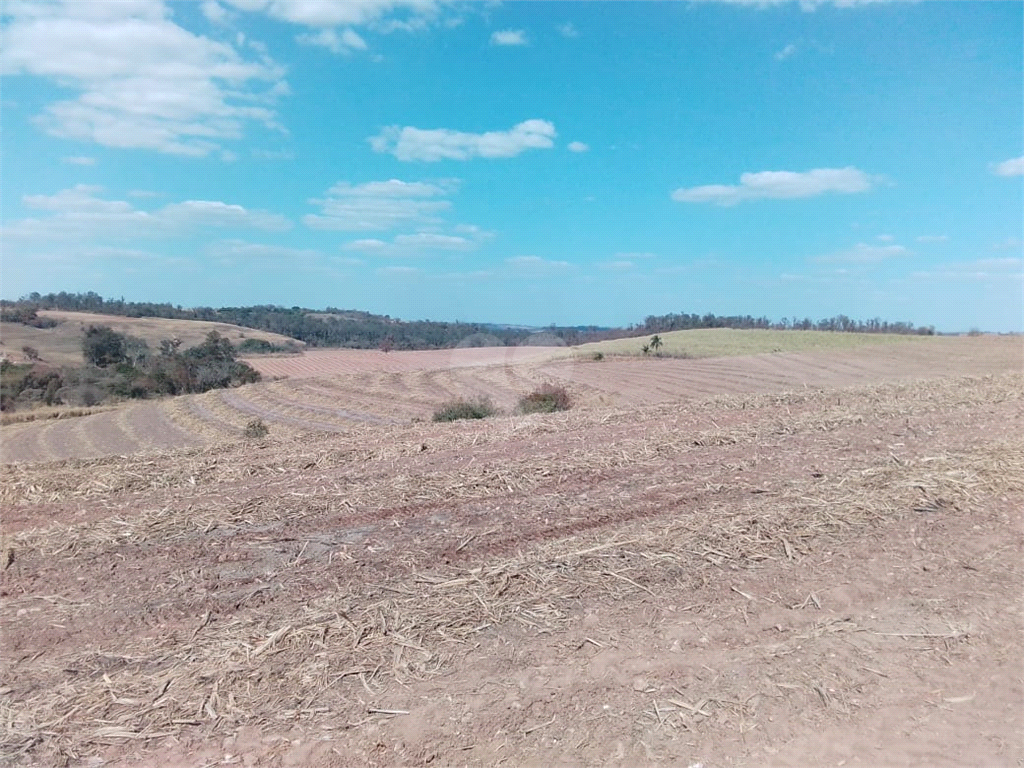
1;336;1017;464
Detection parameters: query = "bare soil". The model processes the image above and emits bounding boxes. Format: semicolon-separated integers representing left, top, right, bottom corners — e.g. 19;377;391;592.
1;336;1017;465
1;361;1021;767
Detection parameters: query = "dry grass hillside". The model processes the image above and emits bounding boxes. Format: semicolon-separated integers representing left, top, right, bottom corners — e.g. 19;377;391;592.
0;311;302;366
573;327;943;359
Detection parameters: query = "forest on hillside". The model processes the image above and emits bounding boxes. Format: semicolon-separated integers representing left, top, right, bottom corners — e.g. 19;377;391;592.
3;292;936;351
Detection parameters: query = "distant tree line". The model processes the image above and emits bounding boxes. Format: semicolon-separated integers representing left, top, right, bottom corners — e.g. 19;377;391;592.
635;312;935;336
2;292;934;352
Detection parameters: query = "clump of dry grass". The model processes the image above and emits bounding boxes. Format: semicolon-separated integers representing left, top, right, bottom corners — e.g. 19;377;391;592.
432;396;497;422
516;383;572;414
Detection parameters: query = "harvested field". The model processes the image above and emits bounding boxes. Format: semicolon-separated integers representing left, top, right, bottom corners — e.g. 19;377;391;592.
1;367;1022;767
1;335;1018;464
0;311;300;366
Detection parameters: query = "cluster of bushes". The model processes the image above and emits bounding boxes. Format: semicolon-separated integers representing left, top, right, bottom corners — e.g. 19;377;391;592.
0;327;261;412
0;306;59;328
431;384;573;422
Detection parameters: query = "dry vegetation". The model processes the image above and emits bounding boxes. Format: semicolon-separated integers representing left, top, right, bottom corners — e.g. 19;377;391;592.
573;327;939;359
1;358;1022;766
0;311;300;366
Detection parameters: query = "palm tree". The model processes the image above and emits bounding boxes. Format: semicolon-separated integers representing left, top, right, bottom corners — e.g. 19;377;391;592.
650;335;663;355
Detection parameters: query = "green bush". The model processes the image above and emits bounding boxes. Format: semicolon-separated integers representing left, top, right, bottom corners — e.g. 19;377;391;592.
592;352;604;361
516;383;572;414
432;397;497;422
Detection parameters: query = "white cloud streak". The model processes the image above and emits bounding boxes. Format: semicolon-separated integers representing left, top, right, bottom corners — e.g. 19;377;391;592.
63;156;98;166
991;156;1024;177
296;27;367;53
304;179;456;231
490;29;527;46
369;119;556;161
775;43;796;60
567;141;590;153
4;184;290;243
672;167;873;205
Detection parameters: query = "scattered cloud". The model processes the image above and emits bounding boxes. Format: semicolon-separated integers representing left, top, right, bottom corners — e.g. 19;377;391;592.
304;179;457;231
201;1;229;24
222;0;443;29
916;234;948;243
672;167;874;205
991;156;1024;177
913;257;1023;282
62;156;97;166
599;260;635;270
774;43;797;60
490;30;527;46
876;234;893;242
296;28;367;53
208;239;324;261
558;22;579;38
992;237;1022;251
568;141;590;153
379;265;419;275
813;242;910;264
369;120;556;161
506;255;571;270
1;0;287;156
4;185;290;243
343;227;491;255
701;0;909;10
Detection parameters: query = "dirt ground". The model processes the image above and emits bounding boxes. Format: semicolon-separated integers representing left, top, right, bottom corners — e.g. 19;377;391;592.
1;348;1022;767
1;336;1018;464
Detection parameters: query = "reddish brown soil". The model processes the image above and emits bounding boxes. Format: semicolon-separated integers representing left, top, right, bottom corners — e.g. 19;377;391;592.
1;367;1021;767
2;337;1018;465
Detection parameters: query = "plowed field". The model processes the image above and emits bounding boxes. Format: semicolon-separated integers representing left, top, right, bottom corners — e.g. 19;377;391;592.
0;335;1018;464
2;361;1021;767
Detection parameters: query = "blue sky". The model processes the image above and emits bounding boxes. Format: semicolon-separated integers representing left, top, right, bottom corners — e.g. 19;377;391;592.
2;0;1021;331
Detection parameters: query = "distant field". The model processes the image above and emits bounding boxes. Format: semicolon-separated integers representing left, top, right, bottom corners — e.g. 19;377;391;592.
574;328;939;358
0;310;303;366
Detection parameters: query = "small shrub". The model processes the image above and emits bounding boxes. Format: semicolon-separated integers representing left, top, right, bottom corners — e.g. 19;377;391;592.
517;383;572;414
21;346;40;361
592;352;604;361
244;418;270;439
432;397;497;422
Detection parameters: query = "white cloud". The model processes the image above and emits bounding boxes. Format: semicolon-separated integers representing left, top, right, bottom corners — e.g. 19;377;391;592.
344;238;391;252
1;0;287;156
567;141;589;153
698;0;908;9
876;234;893;242
394;232;473;249
775;43;796;60
991;156;1024;177
4;184;290;243
223;0;444;28
913;257;1023;282
296;27;367;53
813;242;909;263
672;166;873;205
558;22;579;38
491;29;527;46
62;156;97;166
201;1;229;23
506;255;571;269
369;119;556;161
304;179;456;231
208;239;323;260
916;234;948;243
343;227;490;254
379;265;419;275
600;260;635;270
